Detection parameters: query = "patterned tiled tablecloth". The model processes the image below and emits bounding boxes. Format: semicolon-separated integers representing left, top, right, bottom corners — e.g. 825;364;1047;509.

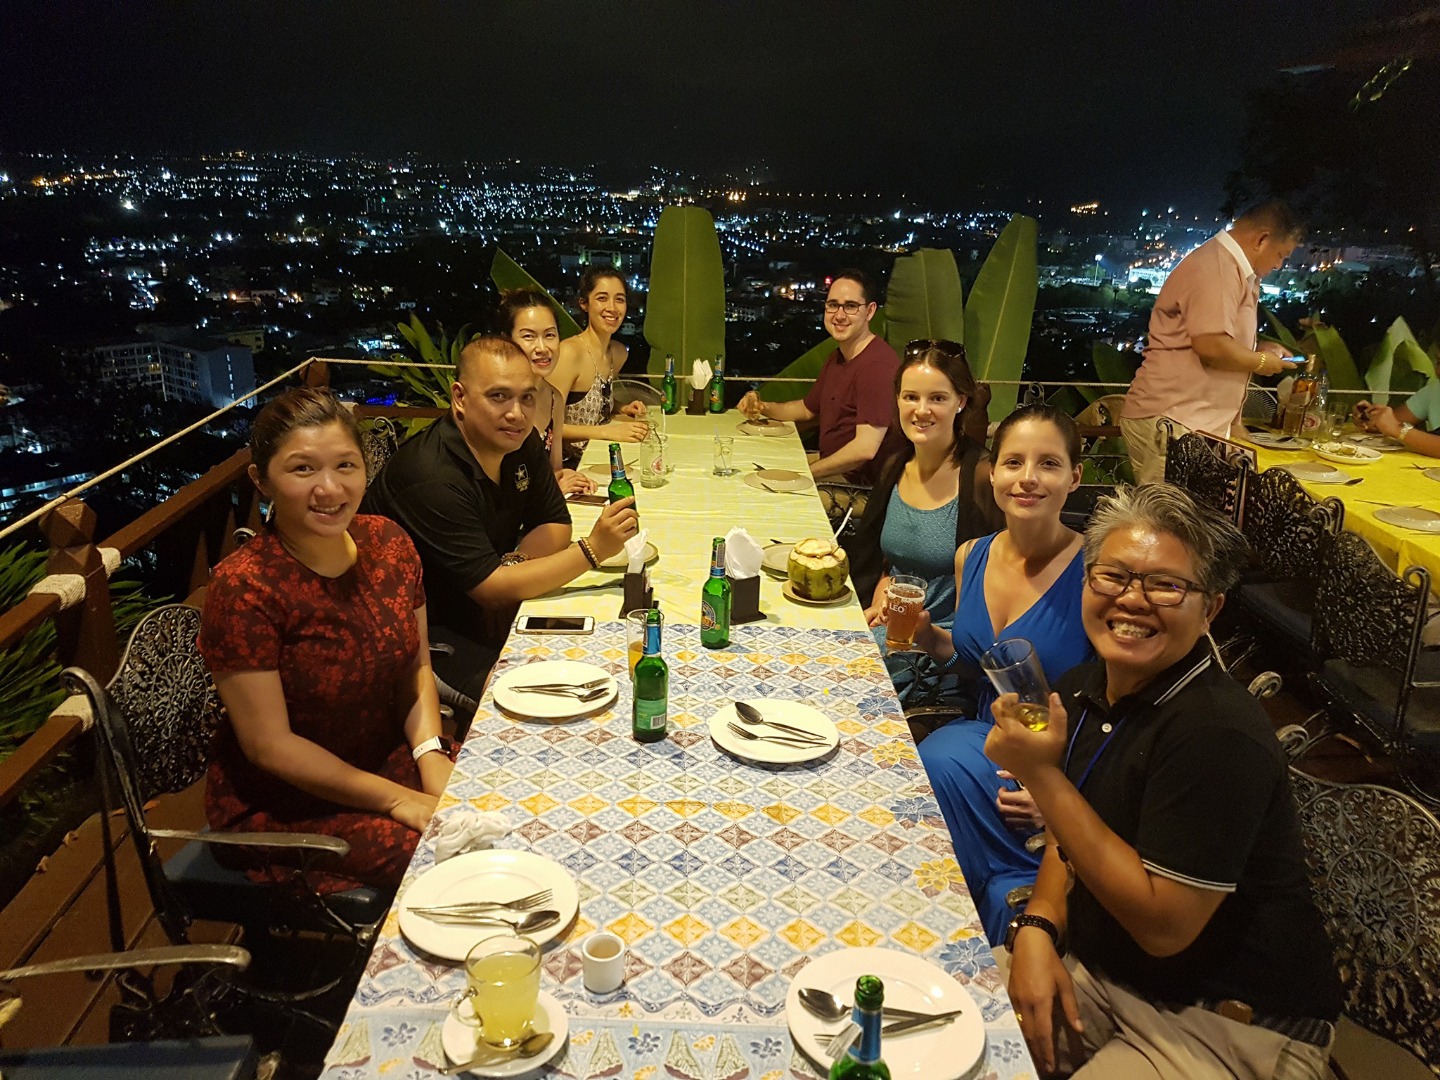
321;621;1032;1079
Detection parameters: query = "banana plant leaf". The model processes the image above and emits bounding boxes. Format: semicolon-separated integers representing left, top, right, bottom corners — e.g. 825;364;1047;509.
1070;342;1142;406
490;249;582;338
643;206;726;376
1311;323;1364;392
1363;317;1432;400
883;248;965;355
1261;307;1299;353
760;309;889;402
964;215;1039;421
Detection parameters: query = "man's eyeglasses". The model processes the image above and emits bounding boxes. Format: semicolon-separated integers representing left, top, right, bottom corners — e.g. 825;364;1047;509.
905;338;965;359
824;300;869;315
1085;564;1206;607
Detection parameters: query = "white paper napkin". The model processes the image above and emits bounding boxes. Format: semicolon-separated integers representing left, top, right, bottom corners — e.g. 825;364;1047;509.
434;809;510;863
724;528;762;579
625;528;650;573
690;358;712;390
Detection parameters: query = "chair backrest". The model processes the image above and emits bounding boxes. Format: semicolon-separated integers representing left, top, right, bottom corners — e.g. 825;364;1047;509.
358;415;402;486
1163;424;1250;523
1240;466;1344;582
1288;768;1440;1072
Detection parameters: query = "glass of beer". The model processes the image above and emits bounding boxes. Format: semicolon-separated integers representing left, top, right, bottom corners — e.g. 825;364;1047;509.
980;637;1051;731
451;934;542;1049
883;574;928;652
625;608;651;677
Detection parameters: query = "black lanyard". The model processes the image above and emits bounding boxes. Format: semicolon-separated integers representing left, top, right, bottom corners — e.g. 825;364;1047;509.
1063;705;1126;794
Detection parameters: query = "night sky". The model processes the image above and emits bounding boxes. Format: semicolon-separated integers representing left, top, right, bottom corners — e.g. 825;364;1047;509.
0;0;1405;212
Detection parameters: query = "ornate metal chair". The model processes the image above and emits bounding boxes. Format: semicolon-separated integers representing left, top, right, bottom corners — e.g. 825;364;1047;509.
1288;769;1440;1077
64;604;389;1014
358;414;402;480
1309;532;1440;769
0;945;255;1075
1162;422;1251;524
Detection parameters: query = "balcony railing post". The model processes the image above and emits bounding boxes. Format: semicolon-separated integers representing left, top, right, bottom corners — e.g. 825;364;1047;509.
40;500;119;684
303;361;330;389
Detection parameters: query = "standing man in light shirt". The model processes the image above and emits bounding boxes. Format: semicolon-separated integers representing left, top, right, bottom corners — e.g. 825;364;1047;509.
738;269;905;483
1120;202;1306;484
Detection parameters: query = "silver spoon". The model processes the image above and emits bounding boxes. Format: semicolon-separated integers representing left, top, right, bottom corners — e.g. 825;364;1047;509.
416;908;561;930
735;702;826;743
797;986;928;1022
441;1030;555;1074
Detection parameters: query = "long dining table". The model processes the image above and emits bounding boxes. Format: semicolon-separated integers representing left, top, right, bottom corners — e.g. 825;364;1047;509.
319;410;1032;1079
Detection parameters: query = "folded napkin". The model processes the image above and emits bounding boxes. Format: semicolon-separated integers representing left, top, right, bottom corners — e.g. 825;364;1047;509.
724;527;762;580
690;358;712;390
625;528;650;573
434;809;510;863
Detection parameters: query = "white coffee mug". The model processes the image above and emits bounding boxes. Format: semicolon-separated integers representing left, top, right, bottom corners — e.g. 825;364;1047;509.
581;931;625;994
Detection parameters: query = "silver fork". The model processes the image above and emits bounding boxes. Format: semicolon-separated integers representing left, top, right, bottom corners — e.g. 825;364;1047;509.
512;678;609;691
512;686;608;702
726;722;823;748
409;888;553;916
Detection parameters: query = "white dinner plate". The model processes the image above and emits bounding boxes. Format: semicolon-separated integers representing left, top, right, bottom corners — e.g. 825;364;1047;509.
786;947;986;1080
1346;433;1405;452
707;700;839;765
599;541;658;570
1281;461;1351;484
1312;442;1382;465
1243;430;1306;449
737;419;796;437
744;469;813;493
1374;506;1440;534
782;580;853;606
1423;468;1440;483
761;543;794;577
492;661;619;721
399;850;580;960
442;990;568;1076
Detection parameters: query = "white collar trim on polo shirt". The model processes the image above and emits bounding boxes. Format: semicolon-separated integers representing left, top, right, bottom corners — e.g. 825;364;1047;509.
1215;229;1256;283
1152;652;1213;706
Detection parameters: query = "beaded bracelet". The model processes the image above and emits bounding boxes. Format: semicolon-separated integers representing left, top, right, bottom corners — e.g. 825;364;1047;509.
943;651;963;670
577;538;600;569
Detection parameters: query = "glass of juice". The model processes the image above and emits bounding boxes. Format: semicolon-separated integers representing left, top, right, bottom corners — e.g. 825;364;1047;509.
625;608;650;677
980;637;1051;731
451;935;541;1049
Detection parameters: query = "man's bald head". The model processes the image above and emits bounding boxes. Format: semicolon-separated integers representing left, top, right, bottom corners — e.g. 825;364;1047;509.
456;335;529;386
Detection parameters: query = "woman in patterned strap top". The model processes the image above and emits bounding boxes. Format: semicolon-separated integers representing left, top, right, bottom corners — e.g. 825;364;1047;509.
549;267;649;468
198;387;455;892
496;287;596;496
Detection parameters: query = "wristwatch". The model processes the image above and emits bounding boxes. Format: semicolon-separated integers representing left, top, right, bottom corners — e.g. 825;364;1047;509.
412;735;459;762
1398;422;1415;444
1005;912;1063;954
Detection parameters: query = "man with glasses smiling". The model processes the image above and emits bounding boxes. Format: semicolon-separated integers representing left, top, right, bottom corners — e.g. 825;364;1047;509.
738;269;904;482
985;484;1339;1079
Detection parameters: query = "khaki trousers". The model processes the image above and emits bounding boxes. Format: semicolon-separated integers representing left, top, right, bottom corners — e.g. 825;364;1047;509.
1119;415;1185;486
998;951;1332;1080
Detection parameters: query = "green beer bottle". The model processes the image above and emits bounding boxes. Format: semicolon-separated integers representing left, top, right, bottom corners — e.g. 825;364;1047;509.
662;353;679;414
607;442;634;505
707;353;725;413
700;537;732;649
632;609;667;743
829;975;890;1080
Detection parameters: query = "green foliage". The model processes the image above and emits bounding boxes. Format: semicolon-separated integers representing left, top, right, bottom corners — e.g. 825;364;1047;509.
489;249;582;338
1077;342;1141;406
643;206;727;376
1261;306;1299;353
1309;323;1364;391
1364;317;1435;401
883;248;965;354
369;312;469;408
965;215;1040;420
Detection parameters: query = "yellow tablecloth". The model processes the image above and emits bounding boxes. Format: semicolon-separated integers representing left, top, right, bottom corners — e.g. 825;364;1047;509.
522;410;871;633
1248;437;1440;583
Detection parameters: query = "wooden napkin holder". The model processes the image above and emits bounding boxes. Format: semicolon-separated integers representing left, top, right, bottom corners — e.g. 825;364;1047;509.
685;387;707;415
729;573;764;624
621;567;652;617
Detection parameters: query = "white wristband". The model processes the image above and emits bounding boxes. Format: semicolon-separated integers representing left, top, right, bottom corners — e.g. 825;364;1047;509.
412;736;445;761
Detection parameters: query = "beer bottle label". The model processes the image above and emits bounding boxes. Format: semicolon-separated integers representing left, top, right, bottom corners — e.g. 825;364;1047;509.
634;699;666;732
700;602;716;631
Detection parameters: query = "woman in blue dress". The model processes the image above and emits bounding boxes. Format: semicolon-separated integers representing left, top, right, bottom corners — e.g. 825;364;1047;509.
850;340;1001;694
913;403;1093;945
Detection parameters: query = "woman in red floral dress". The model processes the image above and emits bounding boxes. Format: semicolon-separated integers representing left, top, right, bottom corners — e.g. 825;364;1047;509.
199;388;454;892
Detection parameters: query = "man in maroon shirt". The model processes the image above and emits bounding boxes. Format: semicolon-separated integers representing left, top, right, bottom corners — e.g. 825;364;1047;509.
739;270;904;483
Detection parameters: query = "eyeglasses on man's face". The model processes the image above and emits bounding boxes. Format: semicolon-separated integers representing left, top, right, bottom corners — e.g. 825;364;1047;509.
824;300;869;315
1085;564;1205;607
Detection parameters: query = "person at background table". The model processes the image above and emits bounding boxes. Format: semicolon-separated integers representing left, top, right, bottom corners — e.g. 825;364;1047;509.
910;404;1093;945
497;287;597;495
199;388;453;892
550;267;648;468
736;269;906;483
988;483;1339;1078
1120;201;1307;484
853;339;1002;695
364;337;639;700
1351;378;1440;457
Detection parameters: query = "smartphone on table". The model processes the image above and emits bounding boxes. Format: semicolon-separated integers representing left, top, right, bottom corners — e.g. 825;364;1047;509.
515;615;595;635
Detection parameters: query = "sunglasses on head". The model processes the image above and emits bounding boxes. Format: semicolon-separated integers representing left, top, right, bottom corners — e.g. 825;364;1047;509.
905;338;965;359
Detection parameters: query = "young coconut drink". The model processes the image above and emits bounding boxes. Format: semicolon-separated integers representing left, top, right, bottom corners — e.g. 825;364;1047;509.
787;537;850;600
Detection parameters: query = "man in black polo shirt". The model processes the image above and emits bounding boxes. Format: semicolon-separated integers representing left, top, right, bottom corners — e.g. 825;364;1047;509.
364;336;638;697
985;483;1340;1079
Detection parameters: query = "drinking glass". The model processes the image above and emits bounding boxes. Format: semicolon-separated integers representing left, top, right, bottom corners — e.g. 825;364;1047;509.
640;432;668;488
882;574;927;651
980;637;1051;731
713;436;738;476
625;608;650;677
647;404;666;436
450;935;541;1049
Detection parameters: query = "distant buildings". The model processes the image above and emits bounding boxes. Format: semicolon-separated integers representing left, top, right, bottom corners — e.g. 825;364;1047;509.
93;338;257;409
